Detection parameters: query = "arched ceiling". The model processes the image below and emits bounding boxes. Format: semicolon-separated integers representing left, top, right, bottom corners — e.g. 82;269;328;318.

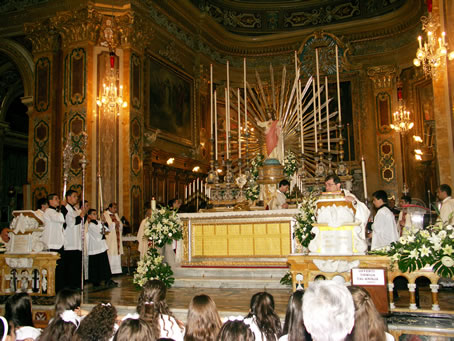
189;0;408;36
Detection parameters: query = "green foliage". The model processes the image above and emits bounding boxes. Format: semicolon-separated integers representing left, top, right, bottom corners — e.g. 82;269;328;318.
283;150;298;178
293;190;318;248
133;248;175;288
280;271;292;286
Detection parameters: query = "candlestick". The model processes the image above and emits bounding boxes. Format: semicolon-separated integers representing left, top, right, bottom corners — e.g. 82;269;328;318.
237;88;241;159
315;48;322;125
185;185;187;200
361;156;368;200
325;76;330;152
214;90;218;161
244;58;247;132
313;79;318;153
298;80;304;154
336;45;342;124
225;90;230;159
210;64;213;138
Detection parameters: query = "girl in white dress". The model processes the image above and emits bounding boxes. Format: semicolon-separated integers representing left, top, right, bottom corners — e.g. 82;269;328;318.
243;292;281;341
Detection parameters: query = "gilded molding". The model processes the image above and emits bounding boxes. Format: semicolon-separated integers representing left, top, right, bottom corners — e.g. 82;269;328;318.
367;65;397;89
51;6;103;49
24;20;59;54
116;12;154;52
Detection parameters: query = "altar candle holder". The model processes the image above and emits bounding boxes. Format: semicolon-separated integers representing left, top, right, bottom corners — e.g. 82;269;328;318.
207;137;217;184
336;122;348;176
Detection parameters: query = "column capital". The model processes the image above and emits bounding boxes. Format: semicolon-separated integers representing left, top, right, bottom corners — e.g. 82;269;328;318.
115;11;154;53
367;65;397;89
24;20;59;55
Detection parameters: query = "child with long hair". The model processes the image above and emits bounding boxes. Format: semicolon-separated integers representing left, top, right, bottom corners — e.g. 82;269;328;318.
137;279;184;341
74;303;117;341
5;292;41;341
113;317;156;341
184;295;222;341
347;286;393;341
244;292;281;341
217;320;255;341
279;290;311;341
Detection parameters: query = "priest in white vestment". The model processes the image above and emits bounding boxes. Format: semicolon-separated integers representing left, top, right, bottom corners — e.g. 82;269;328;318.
137;208;152;259
324;174;370;234
103;203;123;274
269;179;290;210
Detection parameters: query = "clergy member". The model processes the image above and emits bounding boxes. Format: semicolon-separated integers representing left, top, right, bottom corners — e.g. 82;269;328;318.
398;195;412;235
103;203;123;276
369;190;399;250
437;184;454;225
35;197;48;221
137;207;152;259
324;174;370;232
0;226;10;244
269;179;290;210
62;190;86;289
42;193;65;292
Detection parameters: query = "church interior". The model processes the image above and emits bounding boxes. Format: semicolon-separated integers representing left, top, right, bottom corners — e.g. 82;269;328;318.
0;0;454;339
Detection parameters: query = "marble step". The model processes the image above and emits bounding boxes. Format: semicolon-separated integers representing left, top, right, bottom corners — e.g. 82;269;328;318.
172;267;289;289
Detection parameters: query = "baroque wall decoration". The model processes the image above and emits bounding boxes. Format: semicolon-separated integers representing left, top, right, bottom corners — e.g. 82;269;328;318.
32;119;49;180
378;139;395;183
376;92;392;134
130;53;142;110
31;186;48;210
34;57;50;112
68;48;86;105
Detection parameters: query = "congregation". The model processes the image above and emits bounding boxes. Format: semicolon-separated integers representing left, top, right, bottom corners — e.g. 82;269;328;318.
1;278;394;341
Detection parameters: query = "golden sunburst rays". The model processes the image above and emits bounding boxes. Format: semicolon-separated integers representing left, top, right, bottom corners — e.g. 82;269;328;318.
213;61;340;178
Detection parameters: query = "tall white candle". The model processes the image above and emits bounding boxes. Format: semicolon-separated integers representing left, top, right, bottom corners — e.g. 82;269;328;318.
294;50;298;74
361;156;368;200
244;58;247;134
336;45;342;124
237;88;241;159
197;178;200;191
185;185;187;199
225;90;230;159
226;60;230;137
298;80;304;154
214;90;218;161
315;48;322;126
313;79;318;153
210;64;213;139
325;76;330;152
189;183;192;196
151;198;156;210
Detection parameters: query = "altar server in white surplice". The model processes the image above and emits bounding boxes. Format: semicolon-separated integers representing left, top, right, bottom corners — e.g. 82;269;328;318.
269;179;290;210
103;202;123;274
137;207;152;259
324;174;370;232
370;190;399;250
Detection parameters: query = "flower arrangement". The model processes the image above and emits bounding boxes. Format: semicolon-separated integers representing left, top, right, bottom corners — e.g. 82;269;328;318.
283;150;298;178
145;208;183;248
370;220;454;278
133;207;184;288
245;153;264;202
293;190;319;249
133;248;174;288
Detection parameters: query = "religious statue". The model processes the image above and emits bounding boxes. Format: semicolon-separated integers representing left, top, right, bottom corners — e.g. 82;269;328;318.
257;118;284;164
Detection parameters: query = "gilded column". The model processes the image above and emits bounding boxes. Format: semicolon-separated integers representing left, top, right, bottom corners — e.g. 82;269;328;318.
52;7;102;205
24;22;60;206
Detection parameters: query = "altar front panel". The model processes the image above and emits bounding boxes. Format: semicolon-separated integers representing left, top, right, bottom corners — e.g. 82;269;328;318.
180;209;298;266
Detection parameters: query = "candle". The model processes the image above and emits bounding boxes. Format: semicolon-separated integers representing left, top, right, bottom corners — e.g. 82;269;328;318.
244;58;247;134
197;178;200;191
298;80;304;154
294;50;298;74
189;183;192;197
361;156;368;200
335;45;342;124
316;49;322;127
325;76;330;152
237;88;241;160
151;197;156;210
418;36;422;49
313;79;318;153
185;185;187;199
210;64;213;138
442;32;446;45
226;60;230;137
225;90;230;159
214;90;218;161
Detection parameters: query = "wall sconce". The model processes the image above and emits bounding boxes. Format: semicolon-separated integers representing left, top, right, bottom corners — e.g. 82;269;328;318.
167;158;175;165
413;135;423;143
192;166;200;172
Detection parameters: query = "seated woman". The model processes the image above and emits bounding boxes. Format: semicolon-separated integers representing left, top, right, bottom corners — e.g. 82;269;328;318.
113;317;156;341
347;286;394;341
73;303;117;341
185;294;222;341
244;292;281;341
136;279;184;341
279;290;311;341
217;320;255;341
5;293;41;341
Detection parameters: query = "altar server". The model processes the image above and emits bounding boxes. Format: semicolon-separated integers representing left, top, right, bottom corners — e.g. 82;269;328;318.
103;203;124;275
61;190;86;289
437;184;454;225
370;190;399;250
42;193;65;292
269;179;290;210
86;209;115;288
324;174;370;232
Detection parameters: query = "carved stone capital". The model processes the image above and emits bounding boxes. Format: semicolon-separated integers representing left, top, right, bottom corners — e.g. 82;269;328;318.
367;65;397;89
51;6;103;49
114;11;154;52
24;20;59;54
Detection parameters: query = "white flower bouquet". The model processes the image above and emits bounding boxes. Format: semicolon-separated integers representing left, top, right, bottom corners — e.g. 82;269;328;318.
283;150;298;178
133;249;174;288
145;208;183;248
371;219;454;277
294;190;319;248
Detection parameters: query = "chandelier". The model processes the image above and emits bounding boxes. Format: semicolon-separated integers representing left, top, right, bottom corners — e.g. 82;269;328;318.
413;1;454;77
390;87;413;133
96;52;128;115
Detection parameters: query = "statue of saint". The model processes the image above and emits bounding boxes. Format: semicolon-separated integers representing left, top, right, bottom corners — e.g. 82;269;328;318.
257;119;284;163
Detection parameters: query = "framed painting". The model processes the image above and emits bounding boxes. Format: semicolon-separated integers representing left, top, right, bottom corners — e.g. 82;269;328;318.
147;56;194;146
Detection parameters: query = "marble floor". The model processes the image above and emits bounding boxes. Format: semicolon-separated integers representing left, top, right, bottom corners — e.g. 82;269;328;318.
82;274;454;316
